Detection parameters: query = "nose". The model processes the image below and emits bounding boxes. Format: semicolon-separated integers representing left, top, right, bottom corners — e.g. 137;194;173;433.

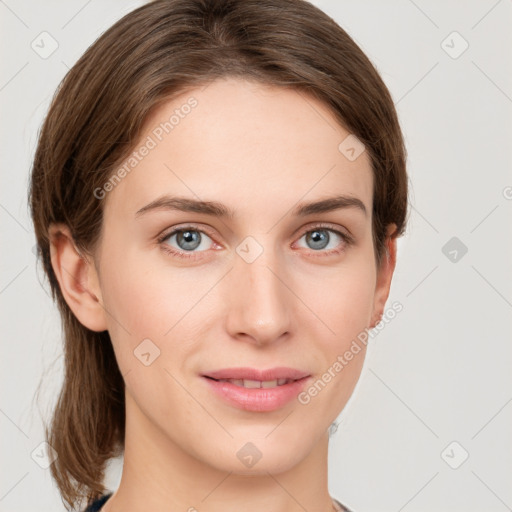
224;240;292;347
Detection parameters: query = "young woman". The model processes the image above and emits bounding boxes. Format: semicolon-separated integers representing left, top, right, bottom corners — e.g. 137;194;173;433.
29;1;408;511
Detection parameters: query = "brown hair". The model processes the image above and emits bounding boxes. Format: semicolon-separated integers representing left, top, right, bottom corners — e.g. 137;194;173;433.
29;0;408;509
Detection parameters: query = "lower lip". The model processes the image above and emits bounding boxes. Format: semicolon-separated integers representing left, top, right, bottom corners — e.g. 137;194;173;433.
202;376;310;412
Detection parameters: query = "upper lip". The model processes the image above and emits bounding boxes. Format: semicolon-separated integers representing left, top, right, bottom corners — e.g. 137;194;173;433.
202;367;310;381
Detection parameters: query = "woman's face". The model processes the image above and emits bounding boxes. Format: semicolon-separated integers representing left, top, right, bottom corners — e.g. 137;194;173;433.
91;77;395;474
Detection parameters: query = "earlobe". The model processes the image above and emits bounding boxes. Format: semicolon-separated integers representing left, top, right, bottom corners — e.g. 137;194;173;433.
369;224;398;329
48;223;108;332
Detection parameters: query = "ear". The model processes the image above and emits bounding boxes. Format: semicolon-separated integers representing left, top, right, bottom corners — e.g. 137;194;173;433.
48;223;108;332
369;223;398;329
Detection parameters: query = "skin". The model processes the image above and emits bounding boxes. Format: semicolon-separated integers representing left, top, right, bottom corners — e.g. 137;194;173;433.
49;78;397;512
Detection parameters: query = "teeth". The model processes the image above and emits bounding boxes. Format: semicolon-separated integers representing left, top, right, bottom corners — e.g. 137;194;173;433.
244;379;263;388
217;378;293;388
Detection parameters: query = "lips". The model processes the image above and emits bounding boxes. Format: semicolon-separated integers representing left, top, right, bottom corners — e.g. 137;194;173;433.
201;367;311;412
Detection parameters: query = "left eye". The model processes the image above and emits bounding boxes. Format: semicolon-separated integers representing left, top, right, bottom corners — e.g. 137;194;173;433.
160;228;214;254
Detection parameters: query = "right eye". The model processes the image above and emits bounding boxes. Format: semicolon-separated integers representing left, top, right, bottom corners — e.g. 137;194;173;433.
157;225;217;260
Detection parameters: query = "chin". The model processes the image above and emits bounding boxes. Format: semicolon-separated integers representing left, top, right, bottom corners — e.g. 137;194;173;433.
206;435;315;476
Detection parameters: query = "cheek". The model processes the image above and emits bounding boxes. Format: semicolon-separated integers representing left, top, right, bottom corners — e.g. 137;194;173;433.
296;267;373;416
298;257;376;340
97;246;181;358
98;248;216;372
294;255;375;401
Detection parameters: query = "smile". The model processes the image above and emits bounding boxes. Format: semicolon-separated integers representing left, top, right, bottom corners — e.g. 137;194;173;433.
202;374;311;412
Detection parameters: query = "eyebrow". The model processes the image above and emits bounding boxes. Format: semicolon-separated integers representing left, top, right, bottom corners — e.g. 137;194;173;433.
135;194;367;219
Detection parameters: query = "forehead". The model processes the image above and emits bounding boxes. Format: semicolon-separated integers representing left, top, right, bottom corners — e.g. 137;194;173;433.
104;78;373;223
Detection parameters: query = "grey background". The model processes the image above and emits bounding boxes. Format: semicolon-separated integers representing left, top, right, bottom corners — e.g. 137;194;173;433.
1;1;511;511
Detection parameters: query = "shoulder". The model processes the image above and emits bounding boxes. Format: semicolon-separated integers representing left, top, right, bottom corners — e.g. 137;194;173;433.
82;492;113;512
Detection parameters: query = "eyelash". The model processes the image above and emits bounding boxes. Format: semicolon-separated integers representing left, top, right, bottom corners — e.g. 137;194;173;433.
156;223;354;260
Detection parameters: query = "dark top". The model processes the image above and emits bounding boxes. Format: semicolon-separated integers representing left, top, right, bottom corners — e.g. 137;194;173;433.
83;492;113;512
84;493;354;511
